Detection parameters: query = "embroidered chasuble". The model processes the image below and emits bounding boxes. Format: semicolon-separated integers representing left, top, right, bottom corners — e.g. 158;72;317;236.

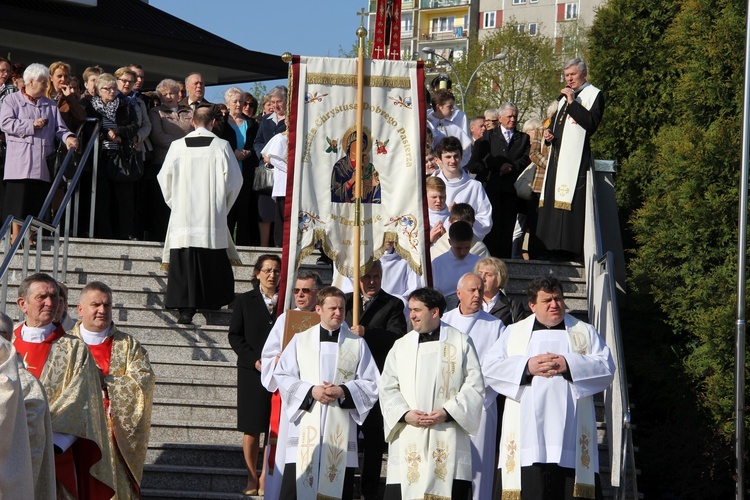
13;323;116;500
380;324;485;500
442;309;504;500
274;324;379;499
0;337;35;497
481;314;615;499
72;323;155;498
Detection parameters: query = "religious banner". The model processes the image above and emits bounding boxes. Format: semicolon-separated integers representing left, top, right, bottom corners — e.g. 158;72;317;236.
282;56;427;303
372;0;403;60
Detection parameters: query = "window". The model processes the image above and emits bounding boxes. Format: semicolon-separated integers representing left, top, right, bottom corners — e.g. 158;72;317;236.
513;24;526;34
402;13;413;35
483;12;496;29
565;3;578;20
529;22;538;35
513;0;527;4
431;16;455;33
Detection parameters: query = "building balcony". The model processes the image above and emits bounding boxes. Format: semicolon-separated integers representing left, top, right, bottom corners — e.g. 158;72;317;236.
420;0;470;9
419;27;469;41
370;0;416;12
402;28;414;38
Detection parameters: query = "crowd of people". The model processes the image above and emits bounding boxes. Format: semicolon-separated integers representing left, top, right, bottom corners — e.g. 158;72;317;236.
0;54;614;500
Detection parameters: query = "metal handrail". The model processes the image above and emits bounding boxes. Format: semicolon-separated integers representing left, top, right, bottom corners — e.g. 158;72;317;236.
0;118;101;312
584;159;638;499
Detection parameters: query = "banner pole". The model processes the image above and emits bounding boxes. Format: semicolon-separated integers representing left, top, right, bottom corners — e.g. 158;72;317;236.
353;11;368;327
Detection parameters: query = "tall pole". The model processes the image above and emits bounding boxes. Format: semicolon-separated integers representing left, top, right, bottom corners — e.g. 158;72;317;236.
735;0;750;496
462;54;507;110
353;11;368;328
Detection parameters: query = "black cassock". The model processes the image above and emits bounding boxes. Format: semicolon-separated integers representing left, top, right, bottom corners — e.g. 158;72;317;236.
536;87;604;259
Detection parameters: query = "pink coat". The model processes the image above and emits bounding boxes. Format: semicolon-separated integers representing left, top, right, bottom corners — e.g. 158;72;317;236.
0;91;74;182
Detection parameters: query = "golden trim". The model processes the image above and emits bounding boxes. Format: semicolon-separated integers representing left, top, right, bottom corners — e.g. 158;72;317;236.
424;495;452;500
553;200;572;211
306;72;411;89
573;482;596;499
501;490;522;500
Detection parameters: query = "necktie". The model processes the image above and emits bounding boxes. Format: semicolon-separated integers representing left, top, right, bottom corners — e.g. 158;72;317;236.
505;130;512;143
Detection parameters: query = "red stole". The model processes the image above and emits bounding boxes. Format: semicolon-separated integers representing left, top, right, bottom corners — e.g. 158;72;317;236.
12;323;66;378
87;336;114;412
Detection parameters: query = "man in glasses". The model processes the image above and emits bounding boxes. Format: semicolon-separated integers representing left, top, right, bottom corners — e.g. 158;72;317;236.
259;270;324;500
344;260;407;500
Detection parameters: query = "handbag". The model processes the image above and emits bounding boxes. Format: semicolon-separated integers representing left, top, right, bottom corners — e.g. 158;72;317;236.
106;144;144;183
253;162;274;195
514;162;536;200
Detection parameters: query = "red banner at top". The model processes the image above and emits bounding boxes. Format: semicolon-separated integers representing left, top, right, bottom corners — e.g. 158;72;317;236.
372;0;402;60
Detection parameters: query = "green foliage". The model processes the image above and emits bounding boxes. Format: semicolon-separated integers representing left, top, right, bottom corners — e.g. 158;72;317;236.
590;0;749;493
450;23;561;120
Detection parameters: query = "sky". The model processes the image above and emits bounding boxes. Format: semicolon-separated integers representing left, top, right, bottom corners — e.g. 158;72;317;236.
149;0;369;102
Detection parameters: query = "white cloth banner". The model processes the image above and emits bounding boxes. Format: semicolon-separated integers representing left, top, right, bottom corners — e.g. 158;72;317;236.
286;56;427;294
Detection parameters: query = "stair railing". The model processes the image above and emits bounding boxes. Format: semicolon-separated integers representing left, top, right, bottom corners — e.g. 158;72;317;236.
583;160;638;499
0;118;101;313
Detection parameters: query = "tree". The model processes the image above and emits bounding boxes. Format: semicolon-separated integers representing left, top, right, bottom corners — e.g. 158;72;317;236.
450;22;561;121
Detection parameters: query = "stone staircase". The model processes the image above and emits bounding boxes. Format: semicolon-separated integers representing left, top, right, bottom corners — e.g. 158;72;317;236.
1;237;598;499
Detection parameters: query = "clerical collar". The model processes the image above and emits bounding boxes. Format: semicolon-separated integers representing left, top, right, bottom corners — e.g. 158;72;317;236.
21;323;56;342
418;327;441;343
193;126;211;135
533;318;565;331
79;324;113;346
319;326;340;342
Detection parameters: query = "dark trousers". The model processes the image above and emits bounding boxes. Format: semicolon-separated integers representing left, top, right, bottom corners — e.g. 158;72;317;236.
494;464;603;500
95;151;135;239
485;190;518;259
359;402;386;499
274;195;285;247
279;463;355;500
384;479;472;499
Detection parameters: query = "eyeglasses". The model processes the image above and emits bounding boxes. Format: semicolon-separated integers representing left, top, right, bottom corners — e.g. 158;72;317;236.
100;86;115;92
260;268;280;275
293;288;316;295
485;118;498;123
118;78;134;85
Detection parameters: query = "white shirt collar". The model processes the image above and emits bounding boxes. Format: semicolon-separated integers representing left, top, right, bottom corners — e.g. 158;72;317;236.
79;324;112;346
20;323;56;342
482;292;501;313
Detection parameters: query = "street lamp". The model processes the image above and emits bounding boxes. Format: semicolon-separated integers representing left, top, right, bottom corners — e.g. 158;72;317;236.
421;47;507;110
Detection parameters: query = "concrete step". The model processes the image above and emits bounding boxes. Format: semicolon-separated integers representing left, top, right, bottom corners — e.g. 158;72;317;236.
142;489;250;500
146;443;245;469
153;398;236;423
145;340;237;364
150;361;236;381
149;419;240;445
154;376;236;402
141;464;246;495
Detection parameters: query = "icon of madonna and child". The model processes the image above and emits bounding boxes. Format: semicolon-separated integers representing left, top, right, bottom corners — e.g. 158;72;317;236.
330;126;381;204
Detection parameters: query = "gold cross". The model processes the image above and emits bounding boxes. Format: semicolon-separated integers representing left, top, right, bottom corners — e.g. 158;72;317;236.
22;352;37;372
357;7;367;28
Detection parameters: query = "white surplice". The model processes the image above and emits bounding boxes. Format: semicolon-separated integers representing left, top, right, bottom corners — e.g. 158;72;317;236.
442;308;505;500
274;324;379;493
482;314;614;471
435;169;493;239
380;324;485;499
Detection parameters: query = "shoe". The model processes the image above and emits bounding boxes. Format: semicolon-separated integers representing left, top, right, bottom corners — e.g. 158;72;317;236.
258;488;264;496
243;488;258;496
177;309;195;324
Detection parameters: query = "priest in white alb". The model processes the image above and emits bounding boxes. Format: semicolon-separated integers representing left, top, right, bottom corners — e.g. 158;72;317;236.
260;270;324;500
380;287;485;500
482;276;614;499
274;286;379;500
442;274;504;500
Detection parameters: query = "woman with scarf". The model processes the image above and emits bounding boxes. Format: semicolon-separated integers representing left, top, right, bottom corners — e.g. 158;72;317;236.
228;254;281;496
0;63;78;246
82;73;138;239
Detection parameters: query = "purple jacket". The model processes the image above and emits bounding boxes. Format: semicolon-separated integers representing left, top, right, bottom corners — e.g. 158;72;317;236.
0;91;74;182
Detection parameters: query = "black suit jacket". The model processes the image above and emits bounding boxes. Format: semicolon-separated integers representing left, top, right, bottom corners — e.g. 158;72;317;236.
254;113;287;157
228;288;276;369
219;113;260;171
345;290;407;371
467;128;530;194
488;291;528;326
178;97;211;109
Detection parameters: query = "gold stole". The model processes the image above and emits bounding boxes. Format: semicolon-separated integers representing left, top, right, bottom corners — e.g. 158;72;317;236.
501;315;596;500
397;327;464;500
539;84;600;210
295;329;360;500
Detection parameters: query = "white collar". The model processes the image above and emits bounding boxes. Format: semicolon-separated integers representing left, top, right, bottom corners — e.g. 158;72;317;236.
20;323;56;342
79;324;112;346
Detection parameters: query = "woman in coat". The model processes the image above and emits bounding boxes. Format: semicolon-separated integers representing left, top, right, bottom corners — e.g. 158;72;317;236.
220;86;260;246
0;63;77;245
82;73;138;240
474;256;527;326
228;254;281;496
